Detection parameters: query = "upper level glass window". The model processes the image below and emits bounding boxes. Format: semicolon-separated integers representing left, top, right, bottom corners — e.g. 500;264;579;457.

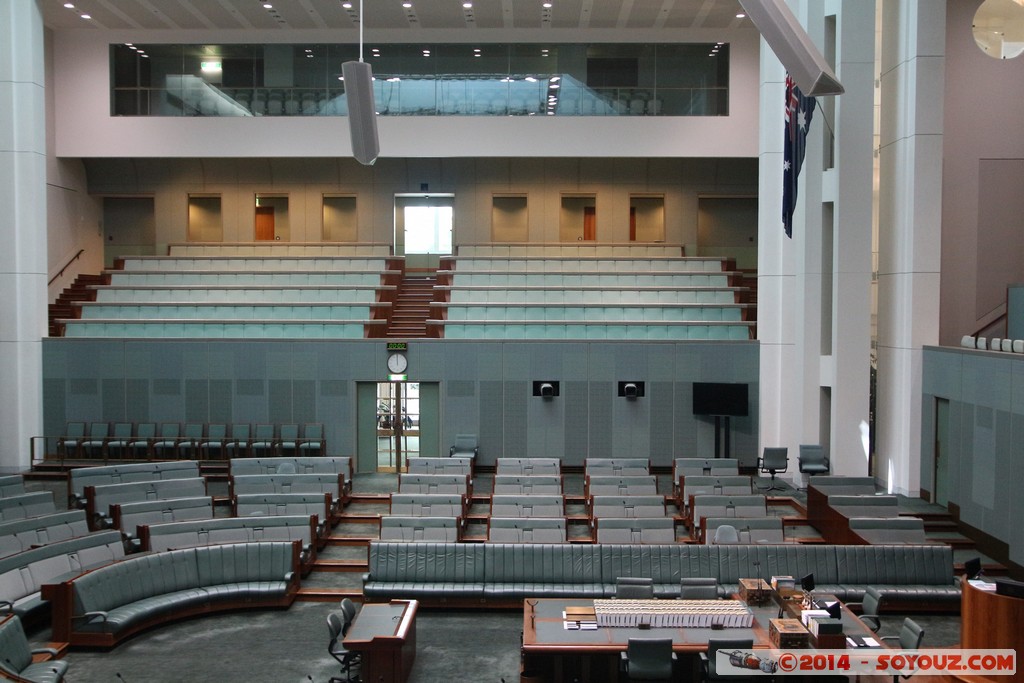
110;43;729;118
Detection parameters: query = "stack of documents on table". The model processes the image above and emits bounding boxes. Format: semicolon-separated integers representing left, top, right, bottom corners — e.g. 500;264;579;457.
968;579;997;592
593;599;754;628
563;605;598;630
846;635;881;648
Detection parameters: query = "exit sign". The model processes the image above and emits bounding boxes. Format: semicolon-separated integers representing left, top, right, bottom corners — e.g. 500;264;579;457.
386;342;408;351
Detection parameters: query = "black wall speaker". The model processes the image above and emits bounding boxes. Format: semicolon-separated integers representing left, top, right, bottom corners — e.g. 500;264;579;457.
738;0;844;96
532;381;560;398
617;381;645;399
342;60;380;165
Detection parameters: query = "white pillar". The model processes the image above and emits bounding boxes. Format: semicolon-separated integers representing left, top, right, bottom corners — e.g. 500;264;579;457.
758;1;874;483
0;0;47;470
876;0;945;495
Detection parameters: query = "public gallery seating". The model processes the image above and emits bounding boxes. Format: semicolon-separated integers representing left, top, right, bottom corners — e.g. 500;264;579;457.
46;541;301;647
362;542;959;610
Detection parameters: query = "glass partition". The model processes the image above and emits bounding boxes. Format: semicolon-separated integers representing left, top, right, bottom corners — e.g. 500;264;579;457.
110;42;729;117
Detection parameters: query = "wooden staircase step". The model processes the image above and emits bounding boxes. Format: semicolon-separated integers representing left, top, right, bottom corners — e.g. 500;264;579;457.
296;588;363;602
312;558;368;572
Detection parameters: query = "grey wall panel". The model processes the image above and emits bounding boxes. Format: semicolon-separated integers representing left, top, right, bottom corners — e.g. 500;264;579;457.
922;348;962;397
479;381;504;466
589;381;613;459
293;380;317;423
1010;412;1024;568
184;379;209;422
649;381;674;462
209;379;232;424
44;339;760;465
919;393;936;494
268;379;293;420
504;381;528;457
673;382;699;457
43;379;66;439
101;377;126;419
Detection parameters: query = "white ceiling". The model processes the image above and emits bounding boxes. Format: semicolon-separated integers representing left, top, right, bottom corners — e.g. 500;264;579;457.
43;0;751;32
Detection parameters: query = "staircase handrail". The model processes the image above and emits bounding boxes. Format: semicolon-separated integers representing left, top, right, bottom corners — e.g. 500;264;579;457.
48;249;85;286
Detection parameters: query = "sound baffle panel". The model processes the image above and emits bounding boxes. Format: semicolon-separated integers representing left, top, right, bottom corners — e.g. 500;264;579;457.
588;382;614;459
562;381;588;467
649;381;674;459
504;381;528;458
479;381;503;466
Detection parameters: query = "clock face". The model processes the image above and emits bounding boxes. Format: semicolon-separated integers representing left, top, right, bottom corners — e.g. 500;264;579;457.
387;352;408;374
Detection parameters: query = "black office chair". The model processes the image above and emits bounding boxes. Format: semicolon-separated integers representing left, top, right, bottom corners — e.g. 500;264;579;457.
701;637;760;681
327;611;360;683
616;576;655;599
847;586;883;632
680;577;719;600
881;618;924;682
757;447;788;492
620;637;675;681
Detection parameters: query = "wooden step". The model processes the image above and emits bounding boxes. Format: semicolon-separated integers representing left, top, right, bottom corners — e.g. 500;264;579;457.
325;536;374;547
296;588;363;602
312;558;368;572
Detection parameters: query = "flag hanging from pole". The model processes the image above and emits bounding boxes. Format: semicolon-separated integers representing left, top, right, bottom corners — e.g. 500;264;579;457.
782;74;816;238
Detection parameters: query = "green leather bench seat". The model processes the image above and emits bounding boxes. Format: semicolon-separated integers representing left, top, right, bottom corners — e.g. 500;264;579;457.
483;544;606;598
0;492;58;522
406;457;473;476
0;530;125;623
492;475;562;495
111;496;214;540
827;495;900;518
0;476;26;499
229;456;352;481
363;542;484;600
600;545;716;598
584;458;650;476
61;541;299;646
586;476;659;497
397;473;470;495
0;614;68;683
139;516;317;571
87;478;208;529
595;518;676;545
496;458;561;475
703;517;786;545
0;511;90;560
362;542;959;607
69;461;200;509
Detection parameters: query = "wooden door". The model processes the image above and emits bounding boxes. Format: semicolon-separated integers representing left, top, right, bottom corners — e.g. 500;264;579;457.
255;206;275;241
629;206;637;241
583;206;596;241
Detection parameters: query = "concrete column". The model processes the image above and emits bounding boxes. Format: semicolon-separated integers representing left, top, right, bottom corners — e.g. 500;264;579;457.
876;0;945;495
825;0;875;476
759;1;874;482
0;0;47;470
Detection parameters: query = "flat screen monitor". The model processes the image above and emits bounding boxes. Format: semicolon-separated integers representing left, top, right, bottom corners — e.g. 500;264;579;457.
964;557;982;580
692;382;749;417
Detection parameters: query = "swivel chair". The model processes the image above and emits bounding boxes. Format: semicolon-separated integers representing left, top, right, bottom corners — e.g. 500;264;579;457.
449;434;478;459
327;611;360;683
847;586;883;632
797;444;830;481
616;577;655;599
620;637;675;681
712;524;741;545
757;447;788;492
881;618;924;681
680;577;719;600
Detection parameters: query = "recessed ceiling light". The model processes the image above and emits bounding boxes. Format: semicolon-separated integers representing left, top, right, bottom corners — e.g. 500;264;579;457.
263;3;272;8
525;76;537;82
402;2;412;7
736;12;746;18
549;76;560;82
80;13;91;19
463;2;472;8
717;42;724;45
342;2;352;8
543;2;552;7
63;2;74;7
140;54;149;58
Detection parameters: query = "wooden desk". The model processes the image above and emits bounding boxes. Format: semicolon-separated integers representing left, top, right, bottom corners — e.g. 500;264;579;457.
344;599;418;683
959;580;1024;683
522;595;878;683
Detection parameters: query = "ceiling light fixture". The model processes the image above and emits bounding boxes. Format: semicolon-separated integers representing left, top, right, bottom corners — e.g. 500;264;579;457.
736;12;746;18
80;14;91;19
63;2;74;7
402;2;412;7
263;3;273;8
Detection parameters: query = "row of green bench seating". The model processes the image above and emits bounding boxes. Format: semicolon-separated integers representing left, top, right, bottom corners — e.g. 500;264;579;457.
448;273;734;287
434;321;753;340
93;285;389;303
439;304;747;322
362;541;959;609
63;320;379;338
167;242;392;257
444;286;744;304
455;244;684;258
79;303;385;320
446;257;730;272
119;256;390;271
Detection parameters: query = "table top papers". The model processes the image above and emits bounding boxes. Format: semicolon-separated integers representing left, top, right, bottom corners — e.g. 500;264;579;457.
592;599;754;628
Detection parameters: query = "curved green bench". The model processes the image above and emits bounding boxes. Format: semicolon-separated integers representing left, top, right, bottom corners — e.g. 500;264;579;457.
47;541;300;647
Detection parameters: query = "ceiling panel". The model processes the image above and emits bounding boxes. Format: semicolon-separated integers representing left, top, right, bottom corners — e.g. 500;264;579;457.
148;0;211;29
41;0;749;32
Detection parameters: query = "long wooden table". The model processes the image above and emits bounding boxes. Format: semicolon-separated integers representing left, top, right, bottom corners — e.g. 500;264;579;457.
343;599;418;683
522;594;880;683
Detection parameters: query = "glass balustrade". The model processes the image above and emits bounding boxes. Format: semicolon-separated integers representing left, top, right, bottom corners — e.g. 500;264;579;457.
111;42;729;117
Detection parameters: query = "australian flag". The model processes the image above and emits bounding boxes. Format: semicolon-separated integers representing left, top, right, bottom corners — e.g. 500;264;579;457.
782;74;816;238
